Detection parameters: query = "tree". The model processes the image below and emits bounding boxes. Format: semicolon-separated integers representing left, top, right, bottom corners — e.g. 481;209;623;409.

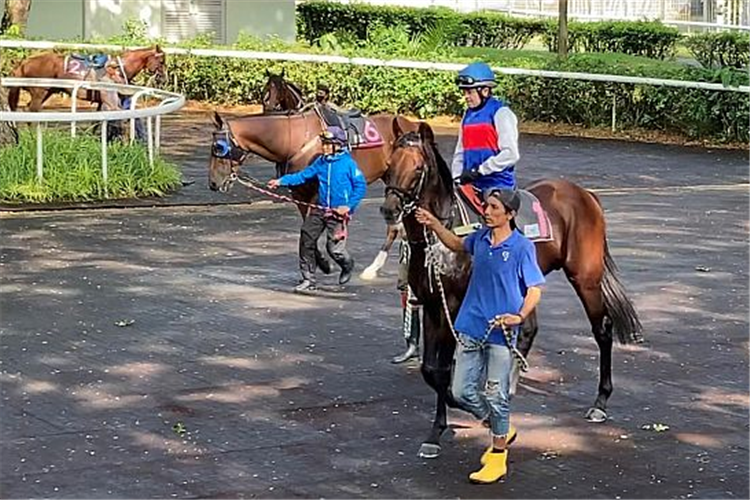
1;0;32;36
0;50;19;146
558;0;569;58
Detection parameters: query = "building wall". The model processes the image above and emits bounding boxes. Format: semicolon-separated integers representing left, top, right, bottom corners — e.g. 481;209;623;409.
2;0;295;43
12;0;85;40
84;0;163;40
225;0;296;42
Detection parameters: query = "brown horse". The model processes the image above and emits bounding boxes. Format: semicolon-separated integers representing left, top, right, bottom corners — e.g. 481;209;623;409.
262;69;304;113
208;109;419;273
208;108;418;192
8;45;166;111
381;122;642;458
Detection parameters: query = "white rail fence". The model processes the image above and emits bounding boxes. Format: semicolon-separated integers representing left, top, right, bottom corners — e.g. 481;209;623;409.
0;77;185;183
1;39;746;143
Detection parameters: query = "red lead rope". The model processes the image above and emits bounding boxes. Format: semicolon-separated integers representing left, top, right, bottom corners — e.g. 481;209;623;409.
234;174;350;222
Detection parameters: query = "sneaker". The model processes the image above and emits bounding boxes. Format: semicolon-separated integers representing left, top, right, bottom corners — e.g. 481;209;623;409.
294;280;316;292
338;260;355;285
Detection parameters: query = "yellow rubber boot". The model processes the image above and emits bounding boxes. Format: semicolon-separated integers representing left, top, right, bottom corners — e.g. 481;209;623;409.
469;450;508;484
480;425;517;465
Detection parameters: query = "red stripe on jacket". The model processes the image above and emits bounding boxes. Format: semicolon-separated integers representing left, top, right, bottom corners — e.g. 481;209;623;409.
462;123;499;152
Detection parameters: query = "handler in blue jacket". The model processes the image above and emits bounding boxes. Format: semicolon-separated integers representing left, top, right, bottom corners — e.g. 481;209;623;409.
268;126;367;292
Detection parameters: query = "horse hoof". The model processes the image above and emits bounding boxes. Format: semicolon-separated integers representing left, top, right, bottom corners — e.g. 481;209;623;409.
359;268;378;280
417;443;441;459
584;407;607;423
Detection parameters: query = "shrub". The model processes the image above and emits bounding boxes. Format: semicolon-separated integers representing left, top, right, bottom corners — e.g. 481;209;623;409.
684;31;750;69
296;1;544;50
542;20;681;59
0;129;182;203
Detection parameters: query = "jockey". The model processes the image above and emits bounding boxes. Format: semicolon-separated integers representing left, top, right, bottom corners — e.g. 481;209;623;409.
451;62;520;202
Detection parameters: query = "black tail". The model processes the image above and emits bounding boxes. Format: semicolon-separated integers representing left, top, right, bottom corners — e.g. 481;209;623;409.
601;239;643;344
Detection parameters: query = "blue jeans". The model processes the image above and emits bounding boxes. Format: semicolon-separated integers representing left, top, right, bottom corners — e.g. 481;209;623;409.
451;333;513;437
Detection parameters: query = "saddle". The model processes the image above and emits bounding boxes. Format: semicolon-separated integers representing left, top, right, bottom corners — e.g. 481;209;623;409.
454;185;554;243
65;53;113;80
70;53;109;69
316;104;384;149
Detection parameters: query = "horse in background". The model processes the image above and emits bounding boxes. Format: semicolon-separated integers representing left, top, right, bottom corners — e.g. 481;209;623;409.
381;121;642;458
261;69;304;113
8;45;166;111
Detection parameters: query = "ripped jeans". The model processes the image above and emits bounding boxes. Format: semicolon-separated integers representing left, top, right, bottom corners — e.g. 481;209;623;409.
451;333;513;437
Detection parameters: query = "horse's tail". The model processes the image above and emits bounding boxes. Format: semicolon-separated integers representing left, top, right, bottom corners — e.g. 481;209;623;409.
589;188;643;344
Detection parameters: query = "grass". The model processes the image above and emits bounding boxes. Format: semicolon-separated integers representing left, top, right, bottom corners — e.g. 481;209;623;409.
0;128;182;204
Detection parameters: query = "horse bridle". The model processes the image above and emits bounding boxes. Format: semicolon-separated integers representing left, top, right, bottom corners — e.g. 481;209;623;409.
384;137;429;217
212;127;250;166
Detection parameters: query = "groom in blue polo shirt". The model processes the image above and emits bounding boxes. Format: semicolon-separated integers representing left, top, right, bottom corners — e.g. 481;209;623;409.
415;188;545;484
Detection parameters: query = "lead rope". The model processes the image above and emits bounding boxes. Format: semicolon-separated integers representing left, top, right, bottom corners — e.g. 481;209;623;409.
424;226;529;372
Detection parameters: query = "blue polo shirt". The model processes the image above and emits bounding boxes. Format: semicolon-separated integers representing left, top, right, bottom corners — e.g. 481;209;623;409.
455;228;546;345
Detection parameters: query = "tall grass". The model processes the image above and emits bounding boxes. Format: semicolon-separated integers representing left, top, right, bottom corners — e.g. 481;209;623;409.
0;128;181;203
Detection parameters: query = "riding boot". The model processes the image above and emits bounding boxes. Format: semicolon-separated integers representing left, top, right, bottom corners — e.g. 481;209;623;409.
469;450;508;484
391;305;420;364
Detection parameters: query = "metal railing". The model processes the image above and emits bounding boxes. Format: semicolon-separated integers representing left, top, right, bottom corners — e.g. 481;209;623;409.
0;77;184;183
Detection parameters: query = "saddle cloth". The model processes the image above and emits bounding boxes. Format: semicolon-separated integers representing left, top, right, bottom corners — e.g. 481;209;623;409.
65;53;110;79
316;104;384;149
455;185;554;243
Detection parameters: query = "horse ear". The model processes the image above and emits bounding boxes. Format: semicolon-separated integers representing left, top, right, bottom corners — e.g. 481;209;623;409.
213;111;224;130
418;122;435;145
281;68;285;78
391;117;404;140
155;44;161;52
265;68;270;77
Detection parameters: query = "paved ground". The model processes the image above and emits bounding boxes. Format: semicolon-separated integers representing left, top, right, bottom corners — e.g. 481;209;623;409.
1;112;748;499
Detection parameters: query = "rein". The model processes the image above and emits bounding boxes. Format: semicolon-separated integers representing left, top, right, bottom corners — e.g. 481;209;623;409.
233;173;348;221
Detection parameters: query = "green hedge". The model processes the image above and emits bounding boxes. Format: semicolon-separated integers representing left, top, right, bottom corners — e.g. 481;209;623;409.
542;20;681;59
684;31;750;69
296;1;544;50
297;1;683;58
2;31;746;144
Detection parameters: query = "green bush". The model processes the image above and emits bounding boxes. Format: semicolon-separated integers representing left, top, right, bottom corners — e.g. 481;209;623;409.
296;0;544;50
543;20;681;59
0;129;182;203
684;31;750;69
1;24;747;143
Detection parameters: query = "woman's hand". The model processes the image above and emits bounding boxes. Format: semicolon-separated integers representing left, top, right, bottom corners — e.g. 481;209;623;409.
415;207;439;230
267;179;280;189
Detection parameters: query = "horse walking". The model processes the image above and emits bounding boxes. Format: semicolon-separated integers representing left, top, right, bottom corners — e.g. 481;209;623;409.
8;45;166;111
380;121;642;458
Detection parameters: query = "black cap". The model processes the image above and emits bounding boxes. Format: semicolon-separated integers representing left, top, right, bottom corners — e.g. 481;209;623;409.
484;188;520;213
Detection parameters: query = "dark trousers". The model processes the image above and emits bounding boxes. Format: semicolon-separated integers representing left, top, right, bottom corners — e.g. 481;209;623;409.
299;209;352;282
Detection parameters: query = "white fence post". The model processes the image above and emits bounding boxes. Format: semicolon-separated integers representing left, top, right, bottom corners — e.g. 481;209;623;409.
36;123;43;181
611;94;617;132
147;116;154;168
101;121;108;187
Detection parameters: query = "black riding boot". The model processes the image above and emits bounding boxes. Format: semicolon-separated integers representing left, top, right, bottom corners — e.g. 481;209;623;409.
392;305;420;364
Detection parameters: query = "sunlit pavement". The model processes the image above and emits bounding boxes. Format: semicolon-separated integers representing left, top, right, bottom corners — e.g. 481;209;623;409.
1;112;747;498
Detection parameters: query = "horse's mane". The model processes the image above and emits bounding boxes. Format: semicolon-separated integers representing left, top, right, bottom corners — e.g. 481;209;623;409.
396;131;453;194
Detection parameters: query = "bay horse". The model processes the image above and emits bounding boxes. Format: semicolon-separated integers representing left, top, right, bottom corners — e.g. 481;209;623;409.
208;109;419;274
262;69;304;113
381;121;642;458
8;45;166;111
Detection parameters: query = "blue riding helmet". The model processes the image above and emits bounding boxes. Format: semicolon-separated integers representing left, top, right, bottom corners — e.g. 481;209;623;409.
456;62;497;89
